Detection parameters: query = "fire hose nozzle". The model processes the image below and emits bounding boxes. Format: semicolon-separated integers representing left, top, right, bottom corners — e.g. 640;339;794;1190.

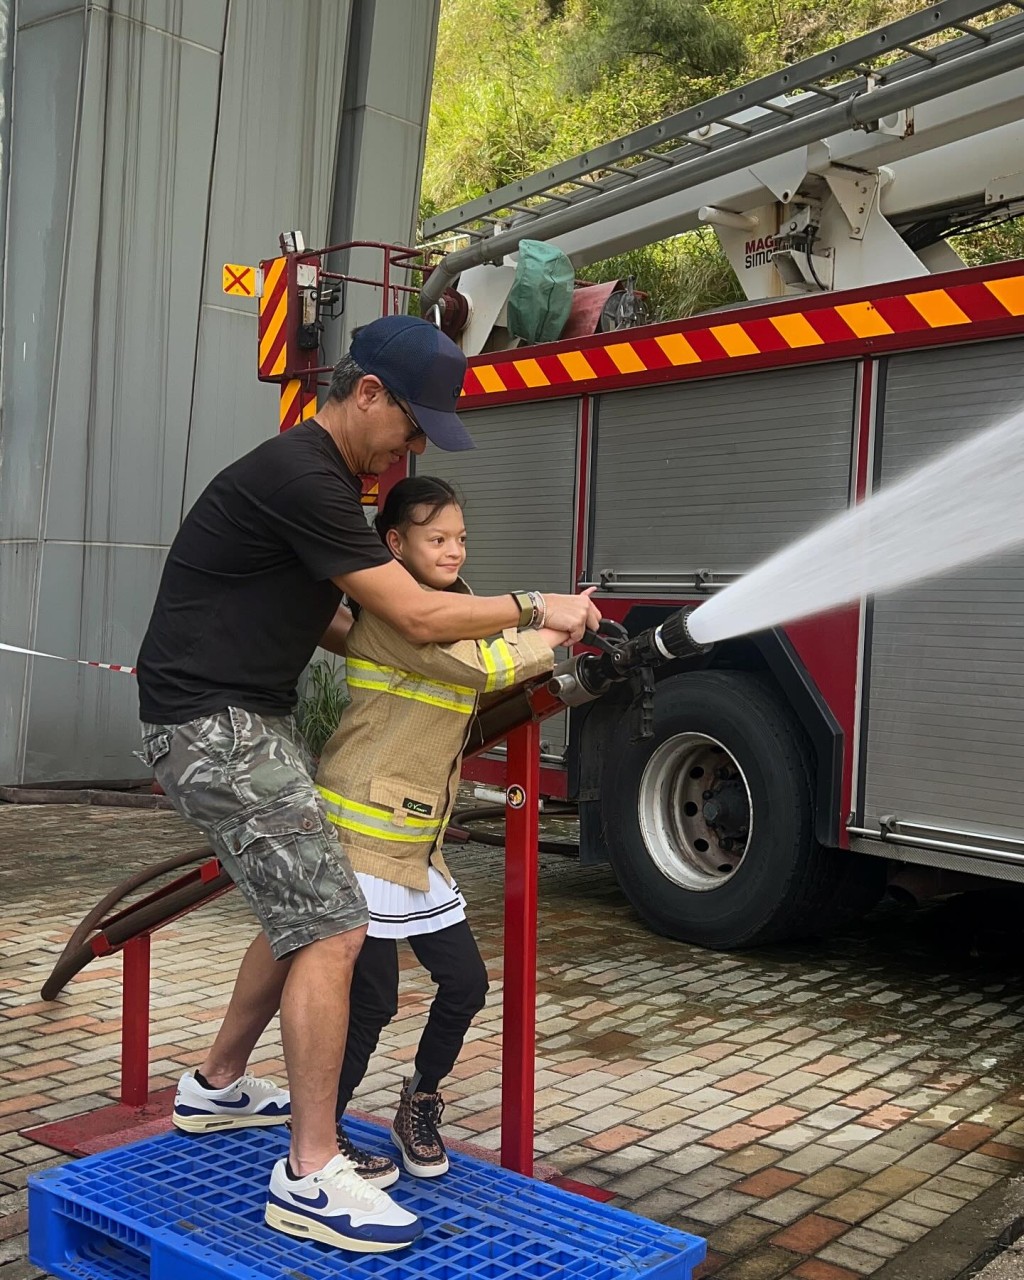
605;606;712;676
652;607;712;661
547;608;711;709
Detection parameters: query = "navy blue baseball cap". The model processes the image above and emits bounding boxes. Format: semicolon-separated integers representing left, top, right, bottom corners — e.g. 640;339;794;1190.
351;314;474;452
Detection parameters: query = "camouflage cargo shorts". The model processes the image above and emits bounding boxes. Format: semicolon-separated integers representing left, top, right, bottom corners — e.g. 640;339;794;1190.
139;708;368;959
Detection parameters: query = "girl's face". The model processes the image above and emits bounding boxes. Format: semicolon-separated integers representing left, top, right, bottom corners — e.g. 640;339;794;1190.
387;502;466;589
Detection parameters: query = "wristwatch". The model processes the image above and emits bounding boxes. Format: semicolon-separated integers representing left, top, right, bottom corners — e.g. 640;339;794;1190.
511;591;535;630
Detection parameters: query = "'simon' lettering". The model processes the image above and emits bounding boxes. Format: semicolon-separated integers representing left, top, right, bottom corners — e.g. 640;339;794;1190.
744;234;775;270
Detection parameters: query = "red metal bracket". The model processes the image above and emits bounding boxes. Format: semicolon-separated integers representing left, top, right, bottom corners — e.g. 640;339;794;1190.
120;936;151;1107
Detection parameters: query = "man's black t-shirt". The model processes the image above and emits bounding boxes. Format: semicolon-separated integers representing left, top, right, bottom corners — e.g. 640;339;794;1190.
137;422;391;724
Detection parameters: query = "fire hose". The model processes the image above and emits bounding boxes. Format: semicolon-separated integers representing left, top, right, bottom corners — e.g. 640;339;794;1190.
41;608;710;999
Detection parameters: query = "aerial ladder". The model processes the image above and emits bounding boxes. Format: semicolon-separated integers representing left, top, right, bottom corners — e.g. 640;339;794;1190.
418;0;1024;354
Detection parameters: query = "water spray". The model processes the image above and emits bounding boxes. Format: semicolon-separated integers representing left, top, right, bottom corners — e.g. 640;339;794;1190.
686;405;1024;646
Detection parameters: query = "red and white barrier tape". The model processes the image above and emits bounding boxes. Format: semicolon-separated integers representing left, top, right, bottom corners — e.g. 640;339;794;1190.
0;641;136;676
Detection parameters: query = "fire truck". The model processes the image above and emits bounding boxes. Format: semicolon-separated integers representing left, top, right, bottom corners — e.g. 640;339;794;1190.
261;0;1024;948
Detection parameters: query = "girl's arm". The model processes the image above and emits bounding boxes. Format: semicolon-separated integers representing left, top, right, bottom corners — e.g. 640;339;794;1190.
356;614;567;694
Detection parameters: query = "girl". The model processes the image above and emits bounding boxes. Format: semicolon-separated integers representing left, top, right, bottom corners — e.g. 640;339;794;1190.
314;476;569;1185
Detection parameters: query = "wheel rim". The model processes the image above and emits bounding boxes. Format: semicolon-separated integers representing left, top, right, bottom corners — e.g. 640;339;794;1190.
637;732;752;891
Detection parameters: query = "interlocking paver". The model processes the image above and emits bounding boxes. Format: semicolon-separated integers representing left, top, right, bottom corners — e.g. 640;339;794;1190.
795;1167;865;1198
736;1168;804;1198
816;1240;885;1274
819;1189;891;1224
791;1260;863;1280
748;1190;825;1226
770;1214;849;1254
6;805;1024;1280
709;1214;780;1254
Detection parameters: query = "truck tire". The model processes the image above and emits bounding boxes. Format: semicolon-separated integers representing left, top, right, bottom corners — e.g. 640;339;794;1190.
601;670;883;948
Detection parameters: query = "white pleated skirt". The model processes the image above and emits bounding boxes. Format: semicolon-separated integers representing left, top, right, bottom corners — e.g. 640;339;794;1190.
356;867;467;940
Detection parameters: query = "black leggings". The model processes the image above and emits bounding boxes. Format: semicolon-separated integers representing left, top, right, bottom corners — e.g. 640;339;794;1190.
336;920;489;1115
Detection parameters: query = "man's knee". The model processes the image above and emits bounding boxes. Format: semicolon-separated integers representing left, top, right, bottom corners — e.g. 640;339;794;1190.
299;923;367;971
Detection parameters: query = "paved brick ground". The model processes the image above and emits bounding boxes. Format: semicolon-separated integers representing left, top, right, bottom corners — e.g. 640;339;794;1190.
4;803;1024;1278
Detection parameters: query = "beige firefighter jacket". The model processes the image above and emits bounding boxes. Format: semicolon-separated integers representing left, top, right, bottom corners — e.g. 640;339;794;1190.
314;583;554;890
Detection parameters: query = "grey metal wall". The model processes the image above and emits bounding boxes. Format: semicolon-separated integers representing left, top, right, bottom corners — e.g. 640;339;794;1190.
863;339;1024;835
416;399;580;755
589;364;857;579
0;0;439;782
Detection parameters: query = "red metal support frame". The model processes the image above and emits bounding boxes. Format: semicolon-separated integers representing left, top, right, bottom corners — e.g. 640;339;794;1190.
120;935;151;1106
500;719;541;1176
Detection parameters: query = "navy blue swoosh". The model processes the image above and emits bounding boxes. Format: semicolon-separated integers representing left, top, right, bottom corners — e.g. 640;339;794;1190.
290;1188;329;1210
212;1092;252;1109
267;1193;422;1243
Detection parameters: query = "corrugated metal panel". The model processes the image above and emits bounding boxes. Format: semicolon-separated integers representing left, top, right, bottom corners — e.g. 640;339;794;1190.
182;0;353;503
2;0;439;781
0;0;13;394
418;400;579;595
328;0;439;339
0;11;82;540
415;399;579;753
102;0;226;50
0;544;38;780
46;8;223;544
25;543;165;780
17;0;82;24
589;364;857;577
864;338;1024;836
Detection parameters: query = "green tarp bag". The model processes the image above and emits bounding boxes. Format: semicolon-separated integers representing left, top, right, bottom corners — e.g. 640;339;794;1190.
506;239;575;345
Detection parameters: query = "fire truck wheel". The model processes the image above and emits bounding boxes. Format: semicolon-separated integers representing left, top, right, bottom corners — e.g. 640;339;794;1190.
601;670;882;949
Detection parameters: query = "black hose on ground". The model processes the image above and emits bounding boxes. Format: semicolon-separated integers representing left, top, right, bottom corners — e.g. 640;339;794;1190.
451;804;580;857
0;781;172;809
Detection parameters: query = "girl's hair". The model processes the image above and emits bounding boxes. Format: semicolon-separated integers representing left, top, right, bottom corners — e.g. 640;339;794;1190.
373;476;463;543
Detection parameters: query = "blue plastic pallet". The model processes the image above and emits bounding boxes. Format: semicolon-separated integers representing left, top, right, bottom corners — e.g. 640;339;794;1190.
29;1116;705;1280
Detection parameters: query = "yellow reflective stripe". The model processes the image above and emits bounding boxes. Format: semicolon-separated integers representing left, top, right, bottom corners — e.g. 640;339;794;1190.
317;785;442;844
316;784;439;830
347;658;476;714
494;636;516;688
345;663;389;685
347;658;474;698
479;636;516;692
347;677;474;714
479;638;497;691
325;812;435;843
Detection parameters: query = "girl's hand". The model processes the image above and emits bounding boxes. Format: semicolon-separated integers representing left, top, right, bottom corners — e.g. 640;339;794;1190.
538;627;574;649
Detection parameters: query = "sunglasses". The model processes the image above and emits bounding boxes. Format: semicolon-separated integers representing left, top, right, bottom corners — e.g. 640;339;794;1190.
388;392;426;443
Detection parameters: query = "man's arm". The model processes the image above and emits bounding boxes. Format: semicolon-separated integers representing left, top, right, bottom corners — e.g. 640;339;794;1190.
333;559;600;644
318;603;354;656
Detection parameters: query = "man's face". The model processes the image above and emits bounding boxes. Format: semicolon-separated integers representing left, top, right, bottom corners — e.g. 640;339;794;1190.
360;379;429;475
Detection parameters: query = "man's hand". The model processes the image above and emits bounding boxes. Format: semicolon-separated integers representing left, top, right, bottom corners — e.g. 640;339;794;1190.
541;589;600;643
319;603;354;656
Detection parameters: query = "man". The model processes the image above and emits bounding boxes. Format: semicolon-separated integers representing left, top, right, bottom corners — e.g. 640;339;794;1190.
136;314;599;1253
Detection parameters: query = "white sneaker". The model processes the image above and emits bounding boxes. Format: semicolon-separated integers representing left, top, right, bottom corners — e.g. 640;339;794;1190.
265;1153;422;1252
172;1070;290;1133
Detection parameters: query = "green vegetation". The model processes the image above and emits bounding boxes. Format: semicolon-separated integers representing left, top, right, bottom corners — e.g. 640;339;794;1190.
423;0;1024;319
296;658;349;759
